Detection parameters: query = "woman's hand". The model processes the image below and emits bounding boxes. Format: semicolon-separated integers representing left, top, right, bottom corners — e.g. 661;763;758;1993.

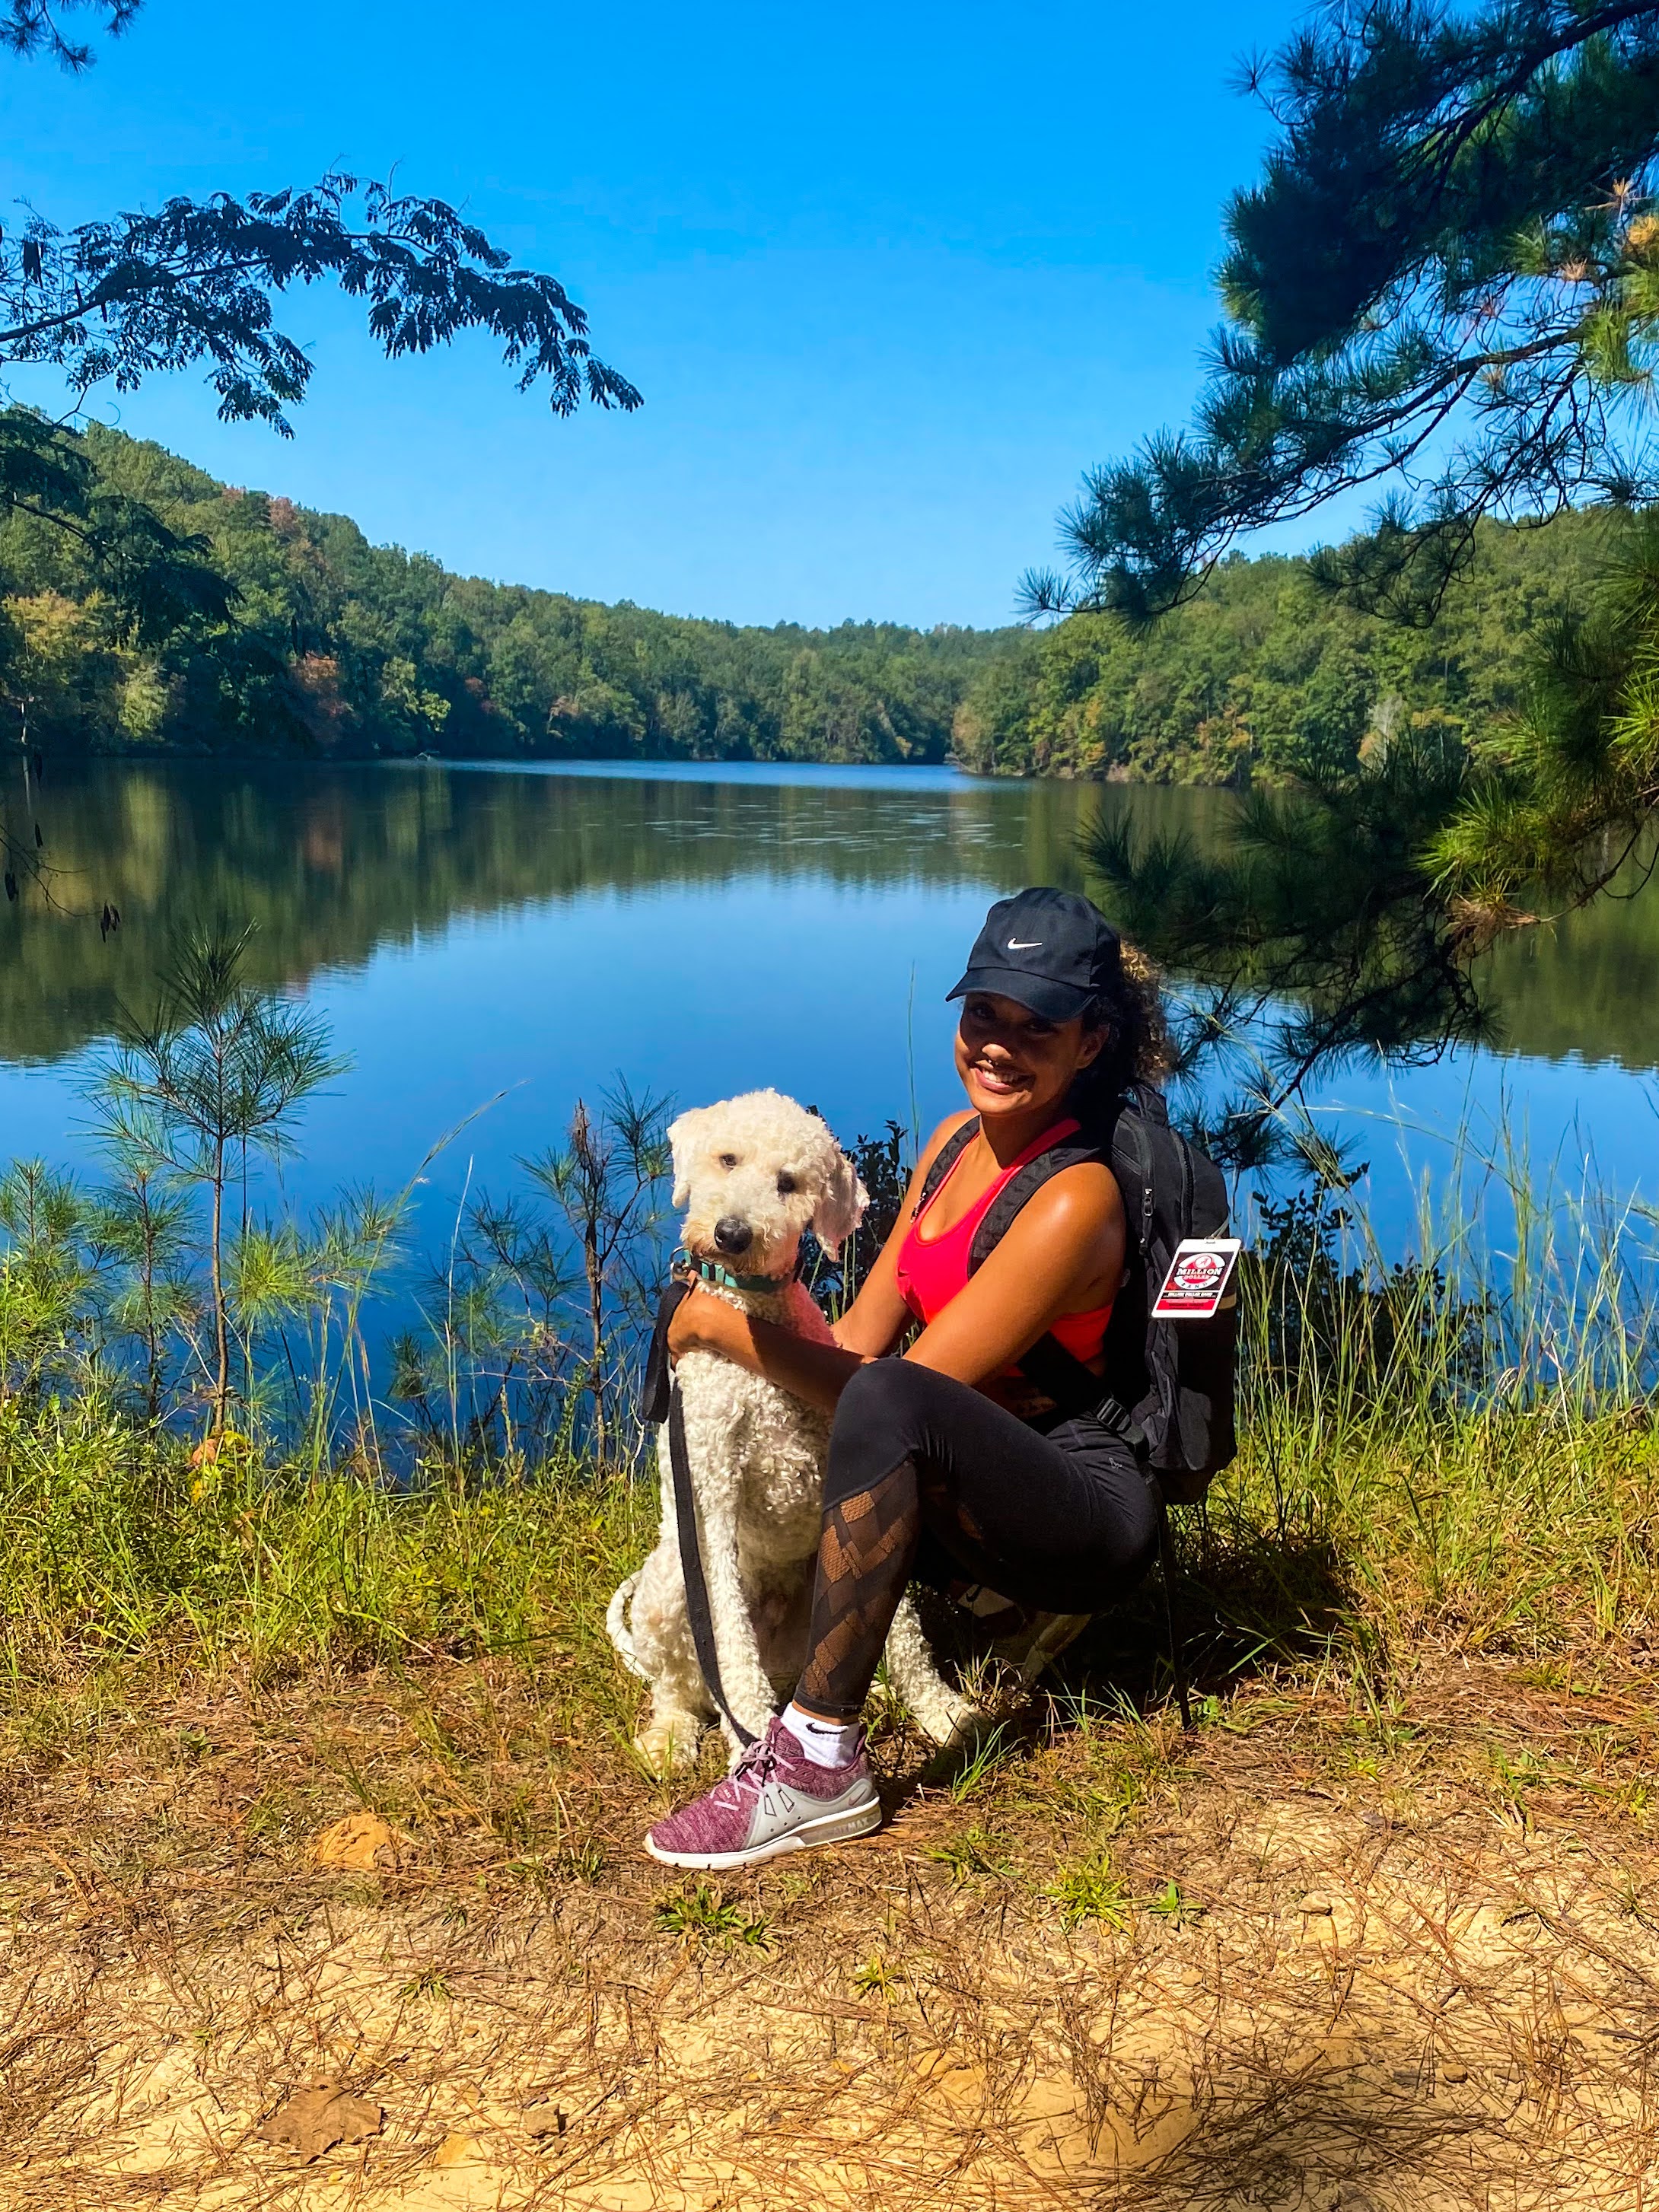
664;1280;871;1417
666;1284;739;1361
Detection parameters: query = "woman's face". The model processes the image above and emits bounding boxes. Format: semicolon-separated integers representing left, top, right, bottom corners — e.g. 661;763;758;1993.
954;991;1107;1125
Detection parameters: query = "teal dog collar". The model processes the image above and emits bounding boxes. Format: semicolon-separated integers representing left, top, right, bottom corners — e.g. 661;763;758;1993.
674;1249;794;1297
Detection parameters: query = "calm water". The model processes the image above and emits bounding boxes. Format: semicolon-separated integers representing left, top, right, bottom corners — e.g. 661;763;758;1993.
2;757;1655;1253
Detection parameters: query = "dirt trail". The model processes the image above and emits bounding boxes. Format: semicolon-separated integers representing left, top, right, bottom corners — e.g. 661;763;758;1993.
2;1652;1656;2208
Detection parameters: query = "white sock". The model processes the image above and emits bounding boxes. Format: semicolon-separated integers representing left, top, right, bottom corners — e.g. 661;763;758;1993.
783;1702;859;1768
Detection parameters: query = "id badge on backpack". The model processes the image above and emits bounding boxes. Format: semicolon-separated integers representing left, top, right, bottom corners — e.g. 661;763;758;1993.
1152;1237;1242;1321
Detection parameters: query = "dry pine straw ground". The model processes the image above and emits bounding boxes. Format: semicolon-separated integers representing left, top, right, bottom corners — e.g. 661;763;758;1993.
0;1639;1657;2210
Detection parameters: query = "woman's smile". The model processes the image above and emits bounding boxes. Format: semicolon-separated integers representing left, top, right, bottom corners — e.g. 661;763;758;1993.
967;1056;1030;1099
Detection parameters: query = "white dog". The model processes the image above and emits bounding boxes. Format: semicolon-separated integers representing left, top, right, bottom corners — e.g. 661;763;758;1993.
607;1089;975;1772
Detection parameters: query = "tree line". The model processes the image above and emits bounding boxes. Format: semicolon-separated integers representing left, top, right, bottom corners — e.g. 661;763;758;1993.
955;505;1626;782
0;417;1012;766
0;412;1625;781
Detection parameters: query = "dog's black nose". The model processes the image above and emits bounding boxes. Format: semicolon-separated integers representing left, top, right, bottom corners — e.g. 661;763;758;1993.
713;1215;753;1256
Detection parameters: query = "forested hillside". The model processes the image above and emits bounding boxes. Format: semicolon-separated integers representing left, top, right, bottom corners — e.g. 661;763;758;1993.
0;420;1011;767
0;412;1630;781
953;507;1628;783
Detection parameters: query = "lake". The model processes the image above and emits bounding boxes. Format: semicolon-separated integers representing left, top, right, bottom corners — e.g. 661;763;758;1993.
2;756;1656;1261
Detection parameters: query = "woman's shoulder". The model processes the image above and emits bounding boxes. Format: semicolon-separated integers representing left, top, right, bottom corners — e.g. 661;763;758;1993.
1001;1154;1123;1236
917;1110;977;1173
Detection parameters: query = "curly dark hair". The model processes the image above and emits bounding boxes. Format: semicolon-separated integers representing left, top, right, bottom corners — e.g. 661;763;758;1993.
1068;939;1174;1135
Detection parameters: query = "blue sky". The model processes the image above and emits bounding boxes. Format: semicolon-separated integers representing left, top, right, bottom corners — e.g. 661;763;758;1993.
0;0;1319;629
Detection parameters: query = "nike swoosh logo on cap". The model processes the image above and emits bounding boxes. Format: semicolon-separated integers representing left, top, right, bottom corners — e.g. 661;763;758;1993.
1008;939;1043;950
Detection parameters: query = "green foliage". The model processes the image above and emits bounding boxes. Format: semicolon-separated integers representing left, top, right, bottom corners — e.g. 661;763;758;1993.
964;508;1620;783
2;963;673;1478
0;1157;105;1396
0;416;1014;766
1246;1181;1492;1411
1045;1851;1130;1930
1145;1879;1204;1926
91;922;346;1430
0;177;639;438
1431;509;1659;921
1087;726;1495;1154
0;4;635;714
1079;510;1659;1124
398;1085;673;1466
0;7;636;431
947;1718;1016;1803
0;409;234;687
1031;0;1659;622
1031;10;1659;1107
653;1882;773;1948
0;417;1623;785
925;1825;1014;1883
2;2;136;70
0;1373;651;1677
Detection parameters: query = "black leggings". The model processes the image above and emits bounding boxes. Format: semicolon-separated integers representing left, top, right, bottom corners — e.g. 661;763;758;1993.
797;1359;1161;1722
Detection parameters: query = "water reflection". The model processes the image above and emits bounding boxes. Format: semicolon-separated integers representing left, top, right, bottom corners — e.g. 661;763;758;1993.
0;757;1654;1075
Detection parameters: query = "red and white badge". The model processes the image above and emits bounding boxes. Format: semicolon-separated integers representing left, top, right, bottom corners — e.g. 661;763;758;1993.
1152;1236;1242;1321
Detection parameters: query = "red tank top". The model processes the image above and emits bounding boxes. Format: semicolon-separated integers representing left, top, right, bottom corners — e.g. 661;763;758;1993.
894;1117;1114;1364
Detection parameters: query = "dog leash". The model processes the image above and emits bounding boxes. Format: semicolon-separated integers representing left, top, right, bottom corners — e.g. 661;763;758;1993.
642;1277;759;1750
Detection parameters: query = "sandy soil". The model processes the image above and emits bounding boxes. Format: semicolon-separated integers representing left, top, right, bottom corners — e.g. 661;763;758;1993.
2;1649;1655;2209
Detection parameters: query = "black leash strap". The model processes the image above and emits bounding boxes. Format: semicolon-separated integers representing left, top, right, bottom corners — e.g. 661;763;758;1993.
643;1277;757;1749
642;1277;688;1426
667;1382;757;1749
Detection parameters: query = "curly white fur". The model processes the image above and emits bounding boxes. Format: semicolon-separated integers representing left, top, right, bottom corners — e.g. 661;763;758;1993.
606;1088;976;1772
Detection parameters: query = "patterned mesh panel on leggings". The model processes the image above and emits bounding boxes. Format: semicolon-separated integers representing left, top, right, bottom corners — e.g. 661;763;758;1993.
796;1457;922;1722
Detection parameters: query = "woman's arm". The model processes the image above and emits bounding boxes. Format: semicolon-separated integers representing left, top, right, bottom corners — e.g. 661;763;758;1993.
667;1297;868;1417
830;1110;976;1357
666;1113;974;1415
669;1160;1121;1412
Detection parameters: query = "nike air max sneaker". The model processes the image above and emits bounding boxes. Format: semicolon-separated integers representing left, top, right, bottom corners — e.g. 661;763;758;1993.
645;1714;881;1870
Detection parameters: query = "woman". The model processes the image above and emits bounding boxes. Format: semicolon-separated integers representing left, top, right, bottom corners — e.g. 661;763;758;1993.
647;885;1169;1870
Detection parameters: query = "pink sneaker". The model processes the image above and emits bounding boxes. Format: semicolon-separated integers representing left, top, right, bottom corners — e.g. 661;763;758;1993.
645;1714;881;1870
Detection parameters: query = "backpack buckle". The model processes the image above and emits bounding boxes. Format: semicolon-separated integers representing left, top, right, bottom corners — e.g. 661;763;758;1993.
1086;1393;1148;1458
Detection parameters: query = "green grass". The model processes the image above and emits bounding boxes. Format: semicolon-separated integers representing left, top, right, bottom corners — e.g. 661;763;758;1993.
2;1316;1656;1736
1045;1851;1132;1930
925;1825;1014;1883
3;1106;1659;1758
654;1880;773;1947
0;1389;652;1706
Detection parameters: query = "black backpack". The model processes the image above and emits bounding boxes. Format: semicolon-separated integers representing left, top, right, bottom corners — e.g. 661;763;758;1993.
913;1085;1235;1505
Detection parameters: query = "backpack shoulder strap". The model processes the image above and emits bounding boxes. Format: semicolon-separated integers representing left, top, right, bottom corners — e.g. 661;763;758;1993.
911;1116;979;1221
966;1135;1107;1275
1108;1098;1154;1258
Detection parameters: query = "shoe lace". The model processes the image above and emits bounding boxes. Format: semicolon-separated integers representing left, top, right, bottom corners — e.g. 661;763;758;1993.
705;1732;779;1812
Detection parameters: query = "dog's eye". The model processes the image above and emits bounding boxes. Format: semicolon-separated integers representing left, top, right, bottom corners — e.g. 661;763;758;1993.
776;1173;797;1195
718;1153;737;1170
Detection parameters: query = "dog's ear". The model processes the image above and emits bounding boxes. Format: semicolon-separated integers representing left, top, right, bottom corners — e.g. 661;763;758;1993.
811;1144;868;1256
666;1108;708;1211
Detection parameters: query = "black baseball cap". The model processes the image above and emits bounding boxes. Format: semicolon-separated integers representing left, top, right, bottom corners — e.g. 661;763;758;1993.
947;886;1122;1023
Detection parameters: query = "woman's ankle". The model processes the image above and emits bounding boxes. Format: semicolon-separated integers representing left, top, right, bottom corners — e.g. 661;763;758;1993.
782;1701;861;1768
